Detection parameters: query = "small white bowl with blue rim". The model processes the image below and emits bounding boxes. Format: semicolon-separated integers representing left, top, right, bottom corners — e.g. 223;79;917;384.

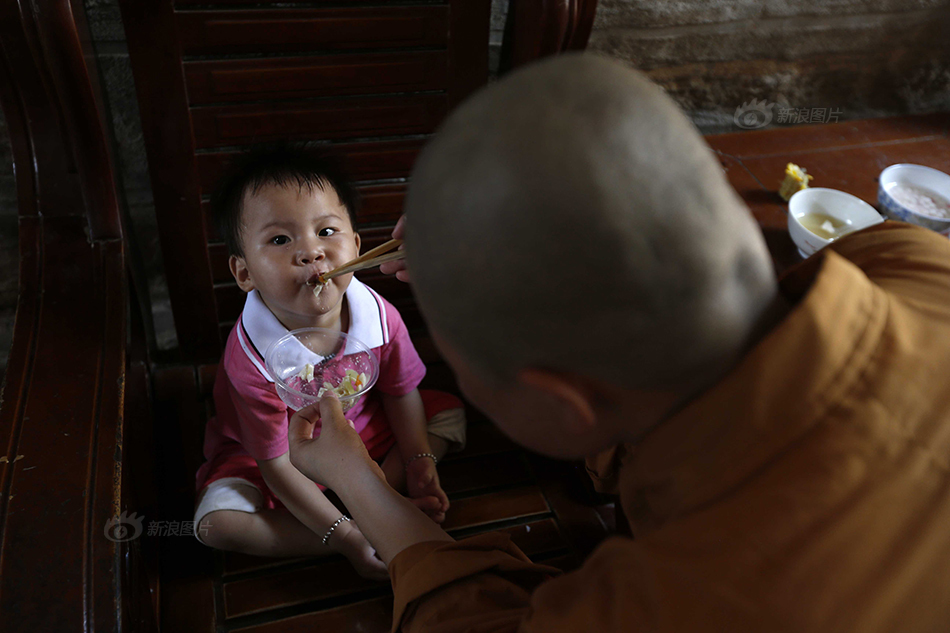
878;164;950;236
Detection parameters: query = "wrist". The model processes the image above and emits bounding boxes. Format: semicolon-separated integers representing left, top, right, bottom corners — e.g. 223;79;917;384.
404;452;438;472
326;517;356;552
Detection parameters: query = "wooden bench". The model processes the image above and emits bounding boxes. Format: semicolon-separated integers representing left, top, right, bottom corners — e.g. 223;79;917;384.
0;0;157;629
0;0;603;631
111;1;605;629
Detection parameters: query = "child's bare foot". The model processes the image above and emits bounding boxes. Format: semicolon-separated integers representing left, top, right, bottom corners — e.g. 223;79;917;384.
406;458;449;523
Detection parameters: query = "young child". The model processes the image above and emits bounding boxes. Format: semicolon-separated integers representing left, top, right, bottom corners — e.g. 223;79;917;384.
193;145;466;579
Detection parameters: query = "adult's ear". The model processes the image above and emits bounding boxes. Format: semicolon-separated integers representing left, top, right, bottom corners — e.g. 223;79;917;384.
517;368;597;435
230;255;255;292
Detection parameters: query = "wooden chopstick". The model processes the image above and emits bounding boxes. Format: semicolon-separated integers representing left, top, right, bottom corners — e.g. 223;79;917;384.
319;238;404;282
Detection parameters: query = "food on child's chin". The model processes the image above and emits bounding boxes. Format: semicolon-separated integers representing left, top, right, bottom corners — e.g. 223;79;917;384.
296;365;368;398
779;163;814;201
311;281;327;299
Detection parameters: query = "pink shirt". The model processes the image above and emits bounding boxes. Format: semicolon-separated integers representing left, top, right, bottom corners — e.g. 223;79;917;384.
196;279;426;489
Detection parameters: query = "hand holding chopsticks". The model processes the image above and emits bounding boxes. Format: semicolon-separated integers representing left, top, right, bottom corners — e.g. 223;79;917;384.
318;238;406;283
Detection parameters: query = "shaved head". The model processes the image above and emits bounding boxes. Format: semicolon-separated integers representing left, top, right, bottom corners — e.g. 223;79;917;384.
406;54;776;392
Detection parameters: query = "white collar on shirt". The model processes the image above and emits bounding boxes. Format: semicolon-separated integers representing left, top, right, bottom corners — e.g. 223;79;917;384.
241;278;386;382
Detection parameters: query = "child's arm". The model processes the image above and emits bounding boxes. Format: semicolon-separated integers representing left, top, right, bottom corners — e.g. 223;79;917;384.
258;453;388;579
381;389;450;521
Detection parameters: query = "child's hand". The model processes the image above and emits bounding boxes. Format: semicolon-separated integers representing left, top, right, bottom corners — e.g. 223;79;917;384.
332;522;389;581
406;457;449;523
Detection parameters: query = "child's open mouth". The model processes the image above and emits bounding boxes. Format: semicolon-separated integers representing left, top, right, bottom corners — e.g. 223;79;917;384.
306;273;329;298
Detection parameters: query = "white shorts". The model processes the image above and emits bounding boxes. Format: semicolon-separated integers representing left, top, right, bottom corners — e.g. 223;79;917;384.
192;477;264;544
191;407;467;544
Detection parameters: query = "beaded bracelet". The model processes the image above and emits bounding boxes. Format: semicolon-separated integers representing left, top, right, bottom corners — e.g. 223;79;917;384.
404;452;438;471
321;515;350;546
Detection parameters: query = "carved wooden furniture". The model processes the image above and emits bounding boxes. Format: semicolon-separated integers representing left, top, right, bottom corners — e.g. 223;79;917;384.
110;0;604;631
0;0;609;629
0;0;156;630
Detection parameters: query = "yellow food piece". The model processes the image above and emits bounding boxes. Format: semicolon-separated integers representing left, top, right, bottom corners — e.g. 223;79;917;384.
779;163;814;201
317;369;369;398
297;363;315;382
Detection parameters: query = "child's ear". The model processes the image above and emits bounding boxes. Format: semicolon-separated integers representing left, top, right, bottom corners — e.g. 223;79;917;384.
353;230;361;253
230;255;255;292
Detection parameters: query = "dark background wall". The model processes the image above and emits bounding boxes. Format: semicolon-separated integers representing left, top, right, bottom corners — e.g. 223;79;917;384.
1;0;949;376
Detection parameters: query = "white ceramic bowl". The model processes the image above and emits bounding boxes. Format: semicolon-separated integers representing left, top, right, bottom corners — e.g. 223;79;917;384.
878;164;950;236
264;327;379;412
788;188;884;258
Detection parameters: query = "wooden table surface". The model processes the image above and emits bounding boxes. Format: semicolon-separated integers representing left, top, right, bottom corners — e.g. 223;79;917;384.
705;112;950;273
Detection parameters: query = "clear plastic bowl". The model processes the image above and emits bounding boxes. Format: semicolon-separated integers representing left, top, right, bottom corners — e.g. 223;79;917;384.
264;327;379;412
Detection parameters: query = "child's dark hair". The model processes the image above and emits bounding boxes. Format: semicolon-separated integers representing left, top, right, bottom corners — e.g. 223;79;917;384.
211;143;360;257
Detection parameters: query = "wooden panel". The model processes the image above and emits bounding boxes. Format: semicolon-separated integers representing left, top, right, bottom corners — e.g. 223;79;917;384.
191;95;447;149
185;51;447;105
225;556;385;619
195;140;423;196
441;486;550;530
203;184;405;241
0;222;126;632
356;183;408;224
221;521;565;622
447;0;491;107
221;517;563;578
231;596;393;633
153;366;208;512
175;8;450;55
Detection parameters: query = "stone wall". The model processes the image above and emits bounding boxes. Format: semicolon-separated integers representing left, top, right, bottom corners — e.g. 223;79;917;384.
591;0;950;132
1;0;949;372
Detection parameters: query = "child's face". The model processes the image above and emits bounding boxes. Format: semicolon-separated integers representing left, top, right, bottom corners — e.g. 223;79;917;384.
230;182;361;330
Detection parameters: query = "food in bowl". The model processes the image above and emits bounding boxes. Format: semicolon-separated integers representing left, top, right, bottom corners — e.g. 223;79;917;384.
788;188;884;258
878;164;950;236
292;366;370;399
798;211;852;240
887;184;950;219
265;328;379;412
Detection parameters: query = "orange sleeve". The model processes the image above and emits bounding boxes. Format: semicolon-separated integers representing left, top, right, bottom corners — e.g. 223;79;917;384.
826;221;950;308
389;532;559;633
391;533;780;632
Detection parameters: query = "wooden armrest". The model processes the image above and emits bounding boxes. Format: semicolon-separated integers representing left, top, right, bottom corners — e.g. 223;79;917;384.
0;0;155;630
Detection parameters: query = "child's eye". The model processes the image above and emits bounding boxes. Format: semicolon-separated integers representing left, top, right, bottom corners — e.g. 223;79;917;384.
270;235;290;245
318;228;337;237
